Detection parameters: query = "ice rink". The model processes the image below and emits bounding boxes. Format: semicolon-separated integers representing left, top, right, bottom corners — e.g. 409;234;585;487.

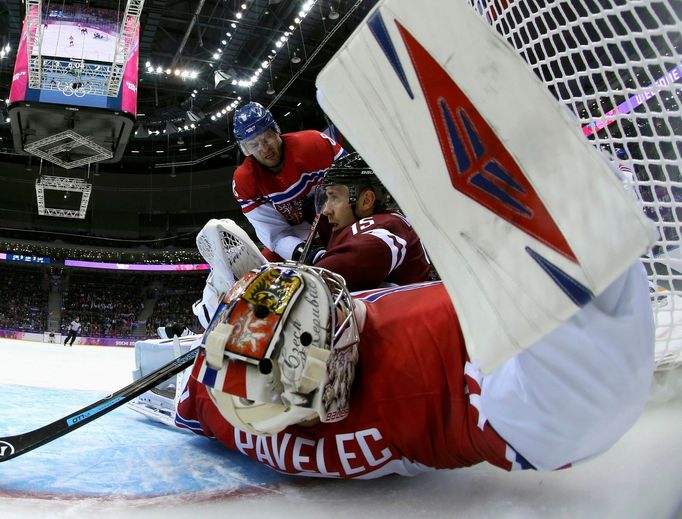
38;23;115;62
0;338;681;519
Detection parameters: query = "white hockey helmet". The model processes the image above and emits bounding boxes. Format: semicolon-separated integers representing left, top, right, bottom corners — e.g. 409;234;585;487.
193;262;360;436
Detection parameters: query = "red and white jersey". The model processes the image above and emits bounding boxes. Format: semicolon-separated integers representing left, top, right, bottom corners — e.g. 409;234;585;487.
176;282;531;479
232;130;345;260
315;213;432;291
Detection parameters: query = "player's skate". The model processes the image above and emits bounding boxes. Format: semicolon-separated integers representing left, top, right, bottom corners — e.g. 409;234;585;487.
316;0;656;373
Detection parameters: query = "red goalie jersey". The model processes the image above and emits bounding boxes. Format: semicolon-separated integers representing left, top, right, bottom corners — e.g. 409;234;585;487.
315;213;432;291
176;282;531;479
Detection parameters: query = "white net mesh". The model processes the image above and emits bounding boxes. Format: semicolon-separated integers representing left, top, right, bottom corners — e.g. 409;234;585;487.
466;0;682;370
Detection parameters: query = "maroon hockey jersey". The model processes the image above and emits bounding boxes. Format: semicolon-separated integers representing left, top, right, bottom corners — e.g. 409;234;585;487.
176;282;532;478
315;213;431;291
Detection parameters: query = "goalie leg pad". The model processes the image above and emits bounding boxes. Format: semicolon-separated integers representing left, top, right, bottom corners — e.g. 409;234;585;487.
315;0;656;373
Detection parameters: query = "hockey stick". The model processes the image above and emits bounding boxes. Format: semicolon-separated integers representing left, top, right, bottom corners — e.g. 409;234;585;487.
0;347;199;462
299;212;322;265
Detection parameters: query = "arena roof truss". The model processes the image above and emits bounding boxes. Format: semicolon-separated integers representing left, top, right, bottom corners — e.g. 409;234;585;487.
35;174;93;219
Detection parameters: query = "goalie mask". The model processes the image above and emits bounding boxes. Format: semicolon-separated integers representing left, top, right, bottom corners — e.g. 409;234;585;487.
192;263;360;436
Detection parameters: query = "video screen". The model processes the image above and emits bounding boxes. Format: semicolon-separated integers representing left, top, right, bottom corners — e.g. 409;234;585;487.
9;4;139;116
0;253;51;264
40;6;120;62
64;260;210;272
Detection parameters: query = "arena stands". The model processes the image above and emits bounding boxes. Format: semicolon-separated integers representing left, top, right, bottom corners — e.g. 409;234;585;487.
0;264;49;333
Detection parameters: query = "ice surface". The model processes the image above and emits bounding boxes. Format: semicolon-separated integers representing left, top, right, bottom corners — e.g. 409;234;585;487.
39;23;116;62
0;339;680;519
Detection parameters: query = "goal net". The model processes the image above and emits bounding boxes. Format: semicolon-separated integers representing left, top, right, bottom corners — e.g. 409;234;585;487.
43;332;62;344
466;0;682;370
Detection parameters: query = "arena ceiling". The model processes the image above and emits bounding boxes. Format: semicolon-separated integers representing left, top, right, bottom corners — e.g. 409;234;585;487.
0;0;379;172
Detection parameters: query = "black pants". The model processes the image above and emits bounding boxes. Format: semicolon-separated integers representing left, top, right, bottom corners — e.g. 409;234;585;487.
64;330;78;346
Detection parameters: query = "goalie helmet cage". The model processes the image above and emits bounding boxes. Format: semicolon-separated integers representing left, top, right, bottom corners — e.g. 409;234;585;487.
465;0;682;370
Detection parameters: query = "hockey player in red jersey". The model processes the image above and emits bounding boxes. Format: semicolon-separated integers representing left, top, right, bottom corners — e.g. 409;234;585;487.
309;153;431;291
232;102;345;262
175;257;654;477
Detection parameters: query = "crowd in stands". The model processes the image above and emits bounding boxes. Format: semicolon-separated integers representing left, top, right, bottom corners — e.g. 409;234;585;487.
61;271;148;338
0;264;49;332
146;273;206;336
0;263;207;340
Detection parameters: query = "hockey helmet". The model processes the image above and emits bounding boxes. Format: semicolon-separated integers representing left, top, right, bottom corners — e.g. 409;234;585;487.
315;152;389;212
233;102;281;155
194;263;360;436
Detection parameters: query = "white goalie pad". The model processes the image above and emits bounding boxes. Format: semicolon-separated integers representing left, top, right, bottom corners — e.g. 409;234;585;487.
315;0;656;373
129;335;201;426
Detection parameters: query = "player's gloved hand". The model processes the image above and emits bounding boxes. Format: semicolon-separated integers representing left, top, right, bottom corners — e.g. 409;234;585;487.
292;243;326;265
308;247;326;264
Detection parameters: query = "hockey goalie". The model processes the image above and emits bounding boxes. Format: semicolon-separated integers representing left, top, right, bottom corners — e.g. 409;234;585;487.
131;0;657;477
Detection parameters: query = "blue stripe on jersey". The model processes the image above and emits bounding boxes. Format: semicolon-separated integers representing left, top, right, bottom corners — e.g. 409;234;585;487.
354;281;443;303
238;168;327;208
175;414;205;433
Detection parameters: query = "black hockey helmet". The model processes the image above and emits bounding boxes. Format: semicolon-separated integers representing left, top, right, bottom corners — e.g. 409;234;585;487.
316;153;389;212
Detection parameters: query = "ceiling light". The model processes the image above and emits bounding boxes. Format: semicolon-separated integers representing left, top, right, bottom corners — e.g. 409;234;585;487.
212;53;220;59
329;5;340;20
241;3;247;8
266;82;275;95
231;23;236;28
221;39;227;45
291;52;301;64
236;12;242;19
